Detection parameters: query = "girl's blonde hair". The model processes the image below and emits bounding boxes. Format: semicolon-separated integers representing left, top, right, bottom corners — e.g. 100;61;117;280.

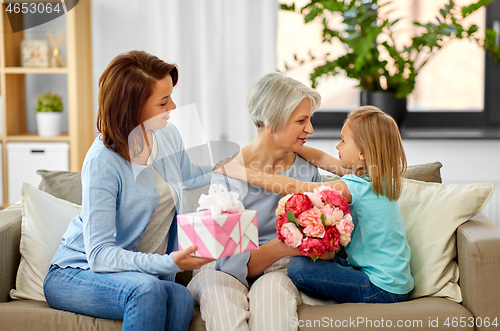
346;106;407;200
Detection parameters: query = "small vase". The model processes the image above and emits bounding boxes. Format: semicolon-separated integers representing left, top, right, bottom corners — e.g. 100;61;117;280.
36;112;62;137
360;90;407;127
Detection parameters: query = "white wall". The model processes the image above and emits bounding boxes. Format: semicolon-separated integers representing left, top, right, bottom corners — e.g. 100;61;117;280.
307;139;500;229
90;0;277;148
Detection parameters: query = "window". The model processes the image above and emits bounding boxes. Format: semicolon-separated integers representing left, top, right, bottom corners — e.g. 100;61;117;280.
277;0;500;135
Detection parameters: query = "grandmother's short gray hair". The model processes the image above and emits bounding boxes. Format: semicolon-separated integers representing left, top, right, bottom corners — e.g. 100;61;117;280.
247;72;321;131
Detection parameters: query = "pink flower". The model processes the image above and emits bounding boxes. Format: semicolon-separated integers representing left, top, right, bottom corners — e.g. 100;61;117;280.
298;238;325;259
339;233;351;246
297;209;325;238
337;214;354;246
280;223;303;248
304;191;324;209
276;194;292;216
337;200;350;214
285;193;313;217
275;187;354;261
316;187;349;213
321;205;344;226
319;188;343;205
322;226;340;252
336;213;354;235
275;213;289;242
316;185;334;193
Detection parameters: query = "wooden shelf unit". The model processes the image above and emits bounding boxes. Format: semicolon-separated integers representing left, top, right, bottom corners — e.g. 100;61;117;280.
3;67;69;74
0;0;94;206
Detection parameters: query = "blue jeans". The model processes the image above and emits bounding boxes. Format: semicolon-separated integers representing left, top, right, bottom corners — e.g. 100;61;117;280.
44;265;194;331
288;256;411;304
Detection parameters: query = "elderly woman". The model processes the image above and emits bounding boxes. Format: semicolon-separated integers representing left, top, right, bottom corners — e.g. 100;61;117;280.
187;73;345;331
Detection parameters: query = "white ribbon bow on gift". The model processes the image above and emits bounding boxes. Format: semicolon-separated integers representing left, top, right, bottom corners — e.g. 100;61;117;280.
197;184;245;216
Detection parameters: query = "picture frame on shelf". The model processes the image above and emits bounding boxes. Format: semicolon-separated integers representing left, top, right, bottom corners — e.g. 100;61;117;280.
21;39;50;67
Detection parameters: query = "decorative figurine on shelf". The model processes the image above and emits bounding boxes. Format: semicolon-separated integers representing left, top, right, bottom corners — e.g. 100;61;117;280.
46;29;65;67
21;39;50;67
36;92;63;137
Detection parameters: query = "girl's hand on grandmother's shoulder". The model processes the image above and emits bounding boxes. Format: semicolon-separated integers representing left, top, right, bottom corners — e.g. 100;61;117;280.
213;157;245;180
213;157;233;174
172;246;215;271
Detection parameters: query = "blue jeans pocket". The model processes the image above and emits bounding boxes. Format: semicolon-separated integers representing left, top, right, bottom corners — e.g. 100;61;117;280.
389;292;411;303
364;288;391;303
364;285;410;304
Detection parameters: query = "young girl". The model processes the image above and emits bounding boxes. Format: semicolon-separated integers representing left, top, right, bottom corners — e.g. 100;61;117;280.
215;105;414;303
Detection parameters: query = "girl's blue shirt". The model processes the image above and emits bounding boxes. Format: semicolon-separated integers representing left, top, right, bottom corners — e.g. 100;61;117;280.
50;123;212;278
342;174;414;295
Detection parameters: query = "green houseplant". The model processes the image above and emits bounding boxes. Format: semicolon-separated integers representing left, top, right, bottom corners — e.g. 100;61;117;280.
282;0;500;125
36;92;63;137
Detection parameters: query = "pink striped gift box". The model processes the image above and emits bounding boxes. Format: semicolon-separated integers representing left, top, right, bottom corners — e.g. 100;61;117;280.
177;210;259;259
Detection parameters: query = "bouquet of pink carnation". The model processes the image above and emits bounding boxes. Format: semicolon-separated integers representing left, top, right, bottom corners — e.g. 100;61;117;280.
275;185;354;261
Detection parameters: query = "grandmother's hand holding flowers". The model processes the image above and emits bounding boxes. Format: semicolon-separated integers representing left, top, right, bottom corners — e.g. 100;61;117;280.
318;250;337;261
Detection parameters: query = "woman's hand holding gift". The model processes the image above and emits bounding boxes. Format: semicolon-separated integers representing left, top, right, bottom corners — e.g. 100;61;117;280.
172;246;215;271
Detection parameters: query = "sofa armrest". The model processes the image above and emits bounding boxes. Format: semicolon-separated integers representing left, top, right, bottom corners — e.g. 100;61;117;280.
457;212;500;330
0;203;22;303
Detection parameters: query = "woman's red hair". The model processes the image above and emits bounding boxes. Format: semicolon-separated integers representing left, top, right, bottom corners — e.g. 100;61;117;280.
96;51;178;161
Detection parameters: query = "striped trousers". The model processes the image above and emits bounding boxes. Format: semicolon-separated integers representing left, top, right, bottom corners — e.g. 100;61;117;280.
187;257;302;331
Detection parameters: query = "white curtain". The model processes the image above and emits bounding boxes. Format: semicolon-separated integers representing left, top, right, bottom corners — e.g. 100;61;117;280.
91;0;278;150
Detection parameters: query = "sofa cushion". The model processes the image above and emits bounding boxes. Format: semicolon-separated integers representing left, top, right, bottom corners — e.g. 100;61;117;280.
183;185;210;213
404;161;442;183
398;179;494;302
37;169;82;205
296;297;472;330
0;300;122;331
10;183;81;302
0;297;470;331
320;162;442;183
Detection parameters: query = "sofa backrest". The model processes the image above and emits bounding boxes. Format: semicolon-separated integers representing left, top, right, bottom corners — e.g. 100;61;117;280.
0;162;444;302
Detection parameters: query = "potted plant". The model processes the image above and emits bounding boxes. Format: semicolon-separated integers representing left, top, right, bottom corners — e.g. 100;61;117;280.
281;0;500;126
36;92;63;137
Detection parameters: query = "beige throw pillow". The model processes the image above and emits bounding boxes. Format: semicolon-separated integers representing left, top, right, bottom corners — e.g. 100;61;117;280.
398;179;494;302
404;161;442;183
37;169;82;205
10;183;81;301
320;162;443;183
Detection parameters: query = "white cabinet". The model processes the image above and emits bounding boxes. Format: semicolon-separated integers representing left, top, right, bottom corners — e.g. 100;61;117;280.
7;142;69;204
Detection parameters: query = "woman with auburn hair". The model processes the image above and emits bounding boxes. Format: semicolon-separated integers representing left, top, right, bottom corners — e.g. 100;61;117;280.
43;50;214;331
